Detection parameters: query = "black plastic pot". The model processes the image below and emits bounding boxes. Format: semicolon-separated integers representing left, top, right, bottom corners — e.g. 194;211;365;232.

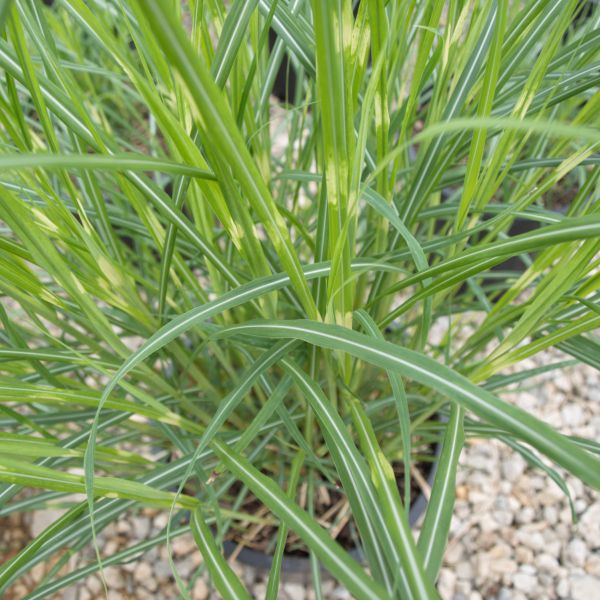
222;447;441;574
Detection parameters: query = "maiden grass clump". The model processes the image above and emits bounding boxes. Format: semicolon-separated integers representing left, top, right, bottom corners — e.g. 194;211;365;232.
0;1;599;598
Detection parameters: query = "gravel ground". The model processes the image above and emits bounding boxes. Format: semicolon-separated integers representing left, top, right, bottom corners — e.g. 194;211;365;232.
2;348;599;599
436;351;600;600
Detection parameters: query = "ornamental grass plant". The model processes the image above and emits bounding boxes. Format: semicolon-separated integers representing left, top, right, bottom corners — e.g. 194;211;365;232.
0;0;599;598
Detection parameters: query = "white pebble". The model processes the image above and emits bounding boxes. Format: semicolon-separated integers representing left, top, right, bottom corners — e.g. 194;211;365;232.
134;561;152;581
515;546;534;564
457;561;474;579
516;507;535;524
86;576;102;595
513;572;538;594
177;557;196;579
556;578;570;598
437;568;457;599
328;587;350;600
586;556;600;577
490;559;517;575
104;566;124;589
535;553;558;572
116;520;132;534
515;530;545;550
78;588;91;600
579;503;600;546
132;516;151;539
153;559;173;580
543;506;558;524
502;452;527;482
172;535;196;556
193;577;209;600
566;538;588;567
570;575;600;600
561;404;584;426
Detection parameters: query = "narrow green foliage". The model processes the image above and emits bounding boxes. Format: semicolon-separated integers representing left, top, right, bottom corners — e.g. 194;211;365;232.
0;1;599;598
191;506;252;600
265;450;304;600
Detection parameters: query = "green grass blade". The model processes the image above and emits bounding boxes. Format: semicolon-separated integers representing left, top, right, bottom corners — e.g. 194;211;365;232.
348;396;439;599
191;506;252;600
0;456;197;509
417;404;464;579
139;0;318;319
0;152;217;179
265;450;304;600
211;0;260;88
282;358;402;593
354;309;412;509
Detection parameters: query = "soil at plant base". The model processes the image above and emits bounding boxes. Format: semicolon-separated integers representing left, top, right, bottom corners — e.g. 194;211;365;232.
224;456;435;558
